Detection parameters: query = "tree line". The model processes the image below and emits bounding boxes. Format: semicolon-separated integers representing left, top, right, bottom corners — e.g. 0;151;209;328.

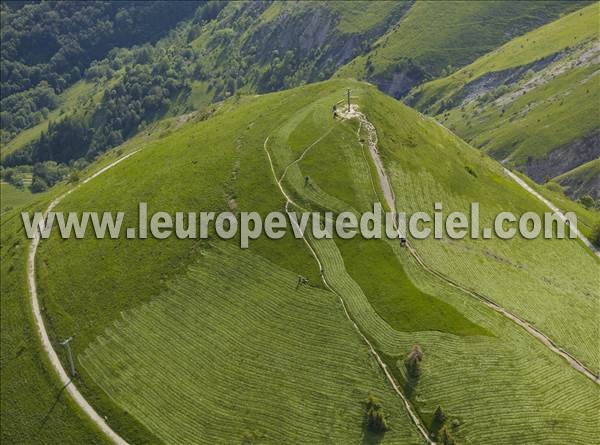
1;0;201;141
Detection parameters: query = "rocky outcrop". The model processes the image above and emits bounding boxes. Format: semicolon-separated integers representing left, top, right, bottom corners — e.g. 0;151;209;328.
557;168;600;200
554;158;600;200
457;51;564;106
242;3;411;91
372;59;428;99
521;128;600;184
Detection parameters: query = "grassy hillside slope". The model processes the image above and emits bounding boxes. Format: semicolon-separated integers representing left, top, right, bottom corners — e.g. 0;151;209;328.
1;182;32;215
82;246;423;444
33;82;422;443
0;195;106;444
0;117;191;444
32;80;600;444
335;1;588;98
407;4;599;197
359;85;599;369
269;80;599;442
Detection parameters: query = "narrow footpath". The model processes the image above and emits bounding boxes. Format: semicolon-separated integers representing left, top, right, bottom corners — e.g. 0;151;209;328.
339;104;599;385
28;153;138;445
504;168;600;257
263;135;436;445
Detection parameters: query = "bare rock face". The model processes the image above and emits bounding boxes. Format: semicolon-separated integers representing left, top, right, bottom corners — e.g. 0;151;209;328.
558;169;600;200
520;128;600;186
373;61;428;99
242;4;410;93
459;52;565;106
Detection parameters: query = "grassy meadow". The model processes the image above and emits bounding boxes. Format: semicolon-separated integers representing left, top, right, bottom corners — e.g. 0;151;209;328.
29;79;599;443
1;182;33;216
273;81;599;443
0;196;108;444
82;245;423;444
335;1;587;85
408;3;599;184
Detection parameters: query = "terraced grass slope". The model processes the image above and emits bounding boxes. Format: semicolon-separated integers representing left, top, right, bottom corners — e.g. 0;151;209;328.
34;81;423;443
35;79;599;444
358;84;600;370
0;117;198;444
82;246;422;444
335;1;588;98
264;81;599;443
407;3;600;196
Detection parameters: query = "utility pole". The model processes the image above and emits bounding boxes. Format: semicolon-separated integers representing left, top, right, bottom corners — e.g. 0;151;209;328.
347;88;351;111
61;336;77;378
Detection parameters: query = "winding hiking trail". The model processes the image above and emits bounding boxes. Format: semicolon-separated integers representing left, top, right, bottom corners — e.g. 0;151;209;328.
503;168;600;257
338;105;599;385
263;136;436;445
27;152;138;445
24;101;597;445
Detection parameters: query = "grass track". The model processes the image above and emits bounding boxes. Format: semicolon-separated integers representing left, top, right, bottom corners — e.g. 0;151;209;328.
268;82;600;443
81;246;424;444
36;79;600;444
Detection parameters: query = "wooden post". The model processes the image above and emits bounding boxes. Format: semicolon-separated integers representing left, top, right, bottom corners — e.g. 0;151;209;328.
61;336;77;377
347;88;351;111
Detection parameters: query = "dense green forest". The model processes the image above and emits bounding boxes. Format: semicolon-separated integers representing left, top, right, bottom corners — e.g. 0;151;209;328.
1;1;594;198
1;0;410;190
1;1;201;140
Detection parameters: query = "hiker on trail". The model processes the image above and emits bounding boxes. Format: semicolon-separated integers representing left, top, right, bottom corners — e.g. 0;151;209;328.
332;104;337;119
304;176;310;187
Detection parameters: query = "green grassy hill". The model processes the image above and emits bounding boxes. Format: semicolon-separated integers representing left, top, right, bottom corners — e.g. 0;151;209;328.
3;4;599;444
406;3;599;199
335;1;588;98
0;117;192;444
23;79;599;444
1;192;106;444
0;182;32;215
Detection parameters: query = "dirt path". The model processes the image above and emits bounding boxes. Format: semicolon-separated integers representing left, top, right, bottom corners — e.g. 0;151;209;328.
339;105;599;385
263;136;435;445
27;152;139;445
504;168;600;257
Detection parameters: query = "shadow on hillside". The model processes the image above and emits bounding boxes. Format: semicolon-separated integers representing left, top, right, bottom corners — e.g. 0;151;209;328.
361;429;386;445
361;415;386;445
35;379;71;436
